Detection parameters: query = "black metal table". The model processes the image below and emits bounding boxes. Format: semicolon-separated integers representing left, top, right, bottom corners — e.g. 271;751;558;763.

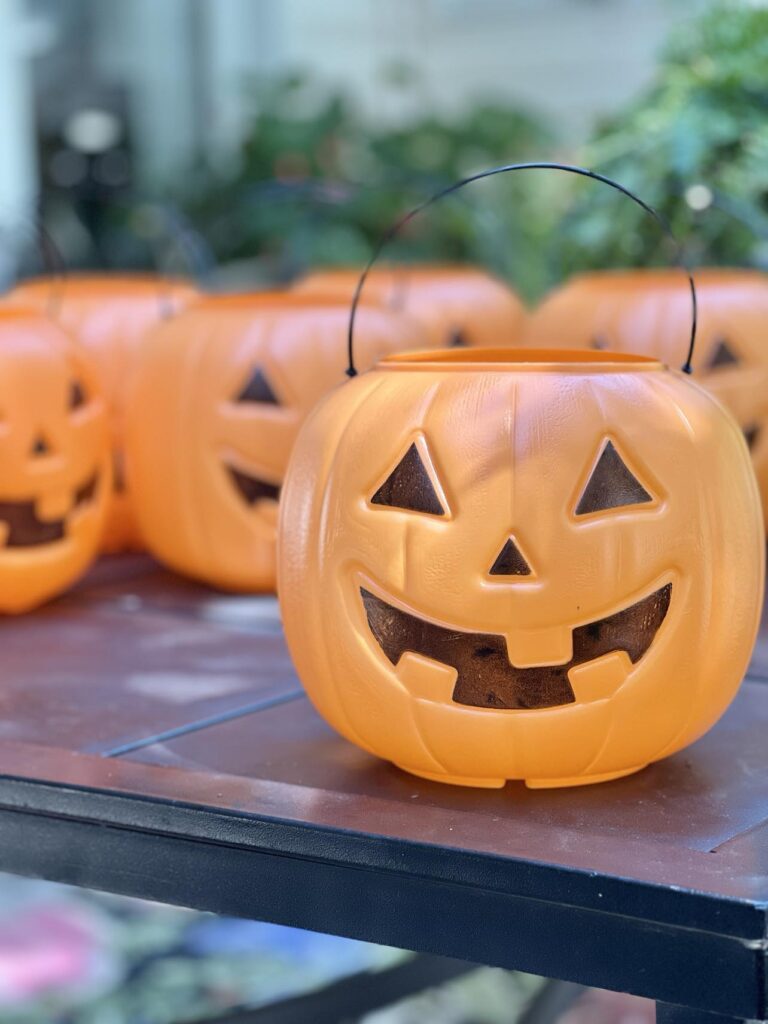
0;555;765;1023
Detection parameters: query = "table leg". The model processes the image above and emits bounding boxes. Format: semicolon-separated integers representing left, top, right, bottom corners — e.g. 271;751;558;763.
656;1004;751;1023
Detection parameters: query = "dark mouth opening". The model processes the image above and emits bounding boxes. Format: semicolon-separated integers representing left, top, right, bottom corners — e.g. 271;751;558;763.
226;465;280;506
361;583;671;710
0;471;99;548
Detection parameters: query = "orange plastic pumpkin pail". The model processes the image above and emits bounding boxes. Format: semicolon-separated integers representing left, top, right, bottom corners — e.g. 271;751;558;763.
7;274;198;554
125;292;428;593
0;307;111;612
279;346;763;788
277;162;765;788
526;268;768;531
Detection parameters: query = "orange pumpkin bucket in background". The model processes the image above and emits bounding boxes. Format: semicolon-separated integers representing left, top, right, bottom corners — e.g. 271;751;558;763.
125;292;428;593
0;306;111;613
7;274;199;553
293;265;527;349
278;162;765;789
526;268;768;530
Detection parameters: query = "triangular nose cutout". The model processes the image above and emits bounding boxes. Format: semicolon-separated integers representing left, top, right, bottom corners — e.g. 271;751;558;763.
235;367;279;405
31;435;50;457
489;536;532;576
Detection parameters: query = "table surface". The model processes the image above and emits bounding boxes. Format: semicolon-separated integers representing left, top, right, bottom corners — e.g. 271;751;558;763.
0;555;765;1021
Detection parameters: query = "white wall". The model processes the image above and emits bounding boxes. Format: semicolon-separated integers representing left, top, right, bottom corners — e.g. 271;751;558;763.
92;0;202;183
117;0;701;181
201;0;284;168
6;0;709;202
270;0;703;140
0;0;39;223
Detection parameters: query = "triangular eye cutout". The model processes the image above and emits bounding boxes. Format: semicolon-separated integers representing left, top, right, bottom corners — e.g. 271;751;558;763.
235;367;280;404
576;440;653;516
744;424;760;451
707;337;740;370
489;536;532;576
31;435;50;457
69;380;86;410
371;442;445;516
448;327;469;348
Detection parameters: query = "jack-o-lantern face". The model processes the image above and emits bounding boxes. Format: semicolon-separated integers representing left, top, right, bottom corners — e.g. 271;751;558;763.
278;349;764;788
292;265;527;349
526;269;768;530
6;275;199;553
126;293;428;592
0;309;111;612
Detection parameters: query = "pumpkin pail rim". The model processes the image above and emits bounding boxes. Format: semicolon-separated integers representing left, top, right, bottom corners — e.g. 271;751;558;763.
565;267;765;289
0;305;56;322
379;347;664;372
187;291;385;311
14;272;194;292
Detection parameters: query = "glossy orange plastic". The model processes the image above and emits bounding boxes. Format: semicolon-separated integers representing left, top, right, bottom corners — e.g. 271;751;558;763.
526;269;768;529
292;264;527;348
8;274;198;552
278;348;764;788
0;307;111;612
126;293;428;592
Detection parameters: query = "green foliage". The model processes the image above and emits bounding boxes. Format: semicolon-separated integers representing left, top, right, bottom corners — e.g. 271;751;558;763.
177;3;768;300
556;0;768;277
177;72;554;295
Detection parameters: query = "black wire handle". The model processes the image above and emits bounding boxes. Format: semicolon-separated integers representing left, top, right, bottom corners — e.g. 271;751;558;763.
346;161;698;377
64;194;213;318
74;193;215;282
126;199;214;317
137;199;215;284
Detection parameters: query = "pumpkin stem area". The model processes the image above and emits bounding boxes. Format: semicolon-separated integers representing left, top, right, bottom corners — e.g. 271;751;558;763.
379;347;664;371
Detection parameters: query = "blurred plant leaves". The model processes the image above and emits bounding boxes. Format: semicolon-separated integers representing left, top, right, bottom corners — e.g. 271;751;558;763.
174;2;768;300
174;69;554;297
555;0;768;280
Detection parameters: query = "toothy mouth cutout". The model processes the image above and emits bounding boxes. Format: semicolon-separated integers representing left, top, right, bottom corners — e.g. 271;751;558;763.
226;465;280;506
361;582;672;709
0;471;99;548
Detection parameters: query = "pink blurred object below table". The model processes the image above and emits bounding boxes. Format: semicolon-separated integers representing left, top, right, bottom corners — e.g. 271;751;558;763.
0;897;117;1008
559;989;655;1024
